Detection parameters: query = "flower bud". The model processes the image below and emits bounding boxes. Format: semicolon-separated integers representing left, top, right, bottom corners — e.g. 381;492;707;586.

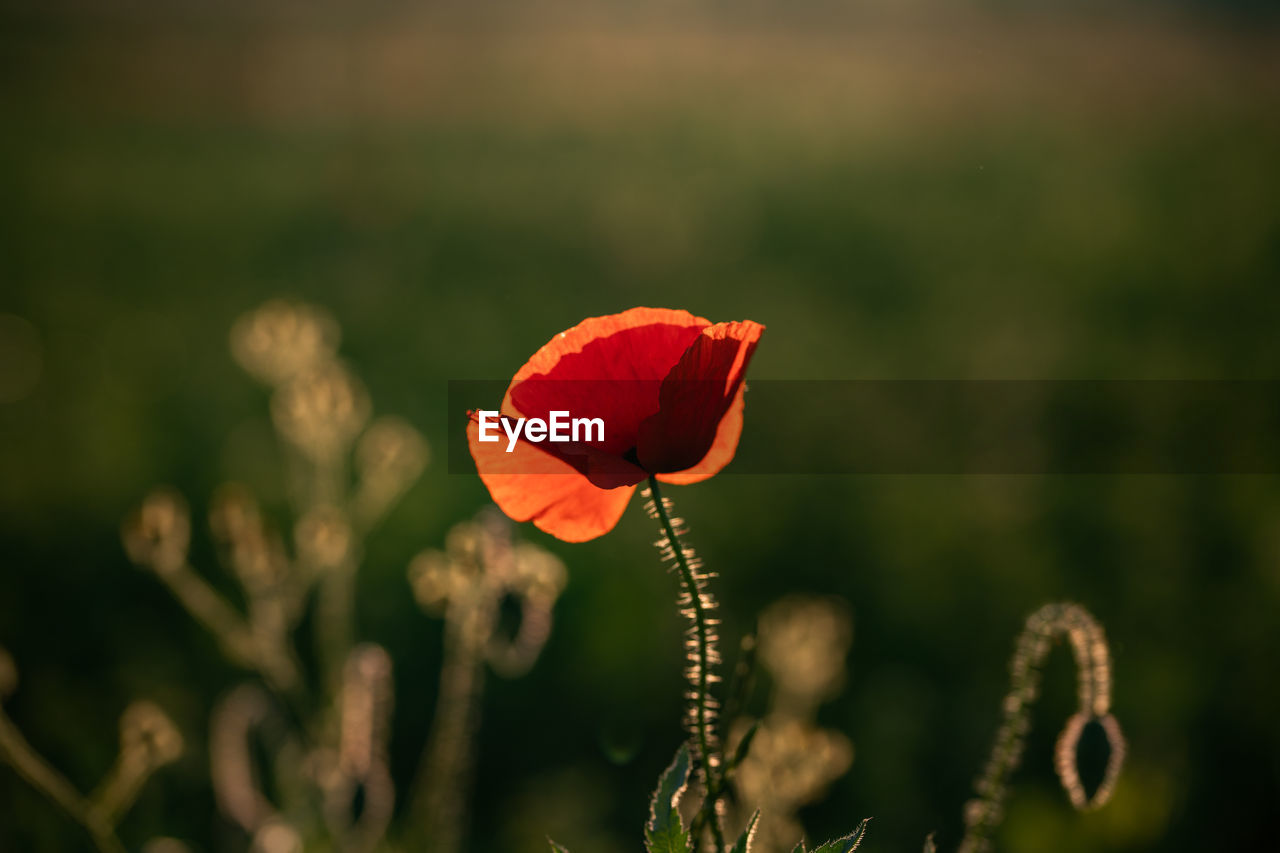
230;299;339;386
122;488;191;574
271;362;370;461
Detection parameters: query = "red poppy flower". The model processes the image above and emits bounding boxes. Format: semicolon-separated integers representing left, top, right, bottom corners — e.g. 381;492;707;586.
467;307;764;542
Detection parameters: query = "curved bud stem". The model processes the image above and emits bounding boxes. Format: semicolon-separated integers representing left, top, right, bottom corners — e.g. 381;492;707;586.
959;602;1126;853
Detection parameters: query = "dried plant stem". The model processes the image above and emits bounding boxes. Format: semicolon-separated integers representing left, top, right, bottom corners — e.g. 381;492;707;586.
153;564;257;663
153;562;300;693
304;451;356;699
151;563;311;738
0;712;126;853
413;603;488;853
407;511;565;853
326;645;395;853
647;477;725;853
317;558;357;697
93;756;152;827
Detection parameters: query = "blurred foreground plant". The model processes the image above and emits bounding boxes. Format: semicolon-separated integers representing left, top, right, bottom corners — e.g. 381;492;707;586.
117;299;564;851
0;646;182;852
408;509;567;853
122;299;424;850
3;302;1130;853
728;597;855;853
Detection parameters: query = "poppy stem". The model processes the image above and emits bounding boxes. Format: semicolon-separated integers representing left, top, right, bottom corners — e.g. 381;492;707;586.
646;476;725;853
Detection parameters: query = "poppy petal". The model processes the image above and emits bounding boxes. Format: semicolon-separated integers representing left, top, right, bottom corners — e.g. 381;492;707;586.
656;383;745;485
509;307;710;386
636;320;764;474
467;417;637;542
505;308;710;455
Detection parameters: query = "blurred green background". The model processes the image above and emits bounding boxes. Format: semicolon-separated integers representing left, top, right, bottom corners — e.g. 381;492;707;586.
2;1;1279;851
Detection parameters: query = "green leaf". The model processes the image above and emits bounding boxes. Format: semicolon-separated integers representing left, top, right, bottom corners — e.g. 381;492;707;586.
649;743;691;829
645;744;693;853
808;818;872;853
791;844;807;853
730;810;760;853
547;840;571;853
729;720;760;771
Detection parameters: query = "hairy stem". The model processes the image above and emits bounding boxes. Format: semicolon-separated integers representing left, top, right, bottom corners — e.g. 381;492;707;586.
647;477;725;853
691;634;758;844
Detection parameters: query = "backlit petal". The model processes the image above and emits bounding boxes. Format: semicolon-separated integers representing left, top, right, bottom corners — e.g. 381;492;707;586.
656;383;745;486
505;308;709;455
467;416;637;542
637;320;764;474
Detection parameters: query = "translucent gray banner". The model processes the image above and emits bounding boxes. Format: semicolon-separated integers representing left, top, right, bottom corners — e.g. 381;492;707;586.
447;380;1280;475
